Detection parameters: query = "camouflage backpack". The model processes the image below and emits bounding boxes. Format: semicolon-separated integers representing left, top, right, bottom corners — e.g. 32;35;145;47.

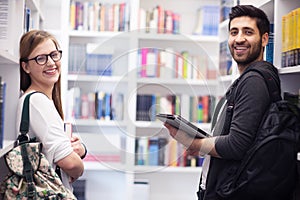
0;92;77;199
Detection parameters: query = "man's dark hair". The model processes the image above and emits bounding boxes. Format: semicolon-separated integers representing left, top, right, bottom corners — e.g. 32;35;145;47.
229;5;270;36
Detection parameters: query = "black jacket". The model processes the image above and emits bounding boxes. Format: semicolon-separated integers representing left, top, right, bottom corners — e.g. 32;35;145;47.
203;61;282;200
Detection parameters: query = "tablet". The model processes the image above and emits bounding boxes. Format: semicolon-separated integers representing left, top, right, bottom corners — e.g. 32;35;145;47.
156;113;210;138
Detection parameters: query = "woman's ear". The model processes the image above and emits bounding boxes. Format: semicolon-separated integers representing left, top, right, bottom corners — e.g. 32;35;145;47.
21;62;30;73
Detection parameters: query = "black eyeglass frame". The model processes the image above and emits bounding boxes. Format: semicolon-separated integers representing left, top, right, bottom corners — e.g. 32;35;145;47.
21;50;62;65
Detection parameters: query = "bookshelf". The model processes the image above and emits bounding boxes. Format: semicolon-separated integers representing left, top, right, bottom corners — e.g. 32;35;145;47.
0;0;45;187
40;0;300;200
0;0;45;148
43;0;220;199
218;0;300;94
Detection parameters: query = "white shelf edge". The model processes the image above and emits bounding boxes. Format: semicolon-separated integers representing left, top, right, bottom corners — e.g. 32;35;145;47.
135;121;211;131
69;30;126;38
137;32;219;43
219;19;229;30
134;165;202;173
0;50;18;65
251;0;272;9
298;152;300;161
70;119;127;127
218;74;235;82
137;78;217;86
67;74;127;82
83;161;126;171
278;66;300;74
25;0;45;21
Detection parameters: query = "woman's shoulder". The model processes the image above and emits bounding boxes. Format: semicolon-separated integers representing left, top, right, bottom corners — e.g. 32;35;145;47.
19;91;52;108
20;91;49;100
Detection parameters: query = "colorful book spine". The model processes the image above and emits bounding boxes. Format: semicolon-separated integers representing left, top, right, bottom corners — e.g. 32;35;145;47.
281;7;300;67
134;136;203;167
70;1;129;32
137;48;212;80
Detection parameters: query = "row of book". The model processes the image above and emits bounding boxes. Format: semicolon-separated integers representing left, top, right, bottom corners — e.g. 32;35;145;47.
69;1;130;32
282;7;300;67
265;24;274;65
136;94;215;123
0;77;5;149
137;47;217;80
135;137;204;167
138;5;180;34
69;44;217;80
220;0;234;23
219;40;233;76
68;43;114;76
65;87;124;121
193;5;219;36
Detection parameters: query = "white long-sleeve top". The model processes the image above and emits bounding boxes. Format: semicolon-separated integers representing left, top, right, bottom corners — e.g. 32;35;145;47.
16;92;73;191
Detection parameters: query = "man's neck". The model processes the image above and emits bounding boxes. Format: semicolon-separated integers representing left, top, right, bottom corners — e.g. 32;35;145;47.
237;58;264;74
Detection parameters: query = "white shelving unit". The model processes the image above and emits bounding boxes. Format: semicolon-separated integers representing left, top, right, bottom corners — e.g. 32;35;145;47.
1;0;299;199
0;0;45;144
42;0;220;199
0;0;45;184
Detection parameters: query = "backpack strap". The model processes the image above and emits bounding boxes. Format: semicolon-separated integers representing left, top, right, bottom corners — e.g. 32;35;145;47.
228;61;281;104
18;92;40;198
246;67;282;102
222;61;281;136
18;91;39;144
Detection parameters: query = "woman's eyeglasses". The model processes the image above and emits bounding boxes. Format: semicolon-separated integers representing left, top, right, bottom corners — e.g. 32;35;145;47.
22;50;62;65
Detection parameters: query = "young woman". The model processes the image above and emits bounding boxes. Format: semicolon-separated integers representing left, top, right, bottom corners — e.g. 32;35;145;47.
17;30;85;191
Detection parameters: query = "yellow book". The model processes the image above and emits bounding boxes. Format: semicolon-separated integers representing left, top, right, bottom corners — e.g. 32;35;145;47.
282;15;286;53
69;0;76;30
295;8;300;65
181;51;189;79
168;139;178;166
296;8;300;50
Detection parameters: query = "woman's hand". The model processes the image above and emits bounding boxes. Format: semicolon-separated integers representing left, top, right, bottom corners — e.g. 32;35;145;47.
71;135;86;159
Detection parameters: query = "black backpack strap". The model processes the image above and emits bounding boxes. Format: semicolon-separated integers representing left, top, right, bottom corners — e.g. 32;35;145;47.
18;92;40;198
18;92;39;144
246;67;282;102
221;61;281;136
21;144;36;199
18;92;40;144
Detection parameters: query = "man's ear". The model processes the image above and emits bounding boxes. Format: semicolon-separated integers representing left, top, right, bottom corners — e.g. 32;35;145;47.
262;32;269;48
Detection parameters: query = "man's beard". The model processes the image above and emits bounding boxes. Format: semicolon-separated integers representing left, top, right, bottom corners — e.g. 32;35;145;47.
232;39;263;66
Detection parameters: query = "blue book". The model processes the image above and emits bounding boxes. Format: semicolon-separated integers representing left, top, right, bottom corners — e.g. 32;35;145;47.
148;138;159;166
96;91;105;120
104;93;111;120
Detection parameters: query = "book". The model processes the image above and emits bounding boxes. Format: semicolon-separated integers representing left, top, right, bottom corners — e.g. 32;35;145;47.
266;23;274;64
148;138;159;166
0;79;6;149
156;114;210;138
193;5;219;36
86;43;114;76
0;0;9;51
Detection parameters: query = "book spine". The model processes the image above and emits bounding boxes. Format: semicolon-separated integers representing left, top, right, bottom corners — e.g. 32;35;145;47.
0;79;5;149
